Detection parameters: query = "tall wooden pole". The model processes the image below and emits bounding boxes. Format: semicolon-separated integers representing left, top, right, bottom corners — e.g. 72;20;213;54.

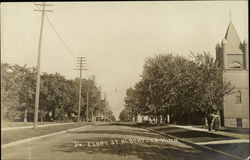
33;2;53;129
91;75;95;123
74;57;87;123
33;3;46;129
78;61;82;123
86;79;89;123
74;57;86;123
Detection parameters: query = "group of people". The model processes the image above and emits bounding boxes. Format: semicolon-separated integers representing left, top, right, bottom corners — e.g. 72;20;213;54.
206;113;220;131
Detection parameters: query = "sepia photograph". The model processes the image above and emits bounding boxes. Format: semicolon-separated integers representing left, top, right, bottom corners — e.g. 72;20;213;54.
1;1;249;160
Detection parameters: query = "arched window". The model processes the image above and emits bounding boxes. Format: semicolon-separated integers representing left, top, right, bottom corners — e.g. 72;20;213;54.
235;90;242;104
228;62;242;69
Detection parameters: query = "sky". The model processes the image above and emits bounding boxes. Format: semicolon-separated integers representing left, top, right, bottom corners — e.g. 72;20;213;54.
1;1;248;119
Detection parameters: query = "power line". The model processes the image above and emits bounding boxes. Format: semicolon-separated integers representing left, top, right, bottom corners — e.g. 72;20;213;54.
44;15;76;58
33;3;76;58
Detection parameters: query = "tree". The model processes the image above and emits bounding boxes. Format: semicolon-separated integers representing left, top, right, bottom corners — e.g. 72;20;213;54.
191;52;235;115
122;52;235;124
1;63;36;121
1;63;20;121
119;108;132;122
124;87;137;119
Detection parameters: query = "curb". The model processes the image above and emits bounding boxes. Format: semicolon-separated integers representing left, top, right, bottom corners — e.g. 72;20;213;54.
141;126;245;160
2;125;92;150
2;122;76;131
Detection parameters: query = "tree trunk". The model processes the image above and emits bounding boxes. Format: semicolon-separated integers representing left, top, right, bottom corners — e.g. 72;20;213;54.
24;107;28;123
217;110;221;128
157;116;160;124
52;109;56;121
40;109;43;122
188;113;191;124
59;107;63;122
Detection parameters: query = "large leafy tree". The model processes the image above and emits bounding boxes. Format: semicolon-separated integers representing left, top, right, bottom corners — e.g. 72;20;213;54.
119;108;132;122
191;52;235;114
1;63;116;122
1;63;21;120
122;52;234;124
1;63;36;121
124;87;137;118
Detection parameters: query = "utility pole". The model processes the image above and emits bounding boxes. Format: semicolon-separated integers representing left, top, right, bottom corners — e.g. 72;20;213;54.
98;86;102;122
91;75;95;123
86;78;89;124
33;2;53;129
104;92;107;122
74;57;87;123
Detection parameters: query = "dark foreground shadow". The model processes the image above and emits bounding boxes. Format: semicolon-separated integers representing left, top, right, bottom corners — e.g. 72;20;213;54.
154;127;238;141
68;129;163;138
220;128;249;135
53;137;241;160
205;143;249;159
52;127;242;160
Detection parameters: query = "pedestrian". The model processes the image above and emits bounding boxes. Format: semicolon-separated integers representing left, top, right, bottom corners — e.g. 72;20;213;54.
213;113;220;131
206;114;213;131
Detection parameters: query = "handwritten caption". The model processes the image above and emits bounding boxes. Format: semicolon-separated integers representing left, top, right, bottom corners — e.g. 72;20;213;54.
74;137;180;149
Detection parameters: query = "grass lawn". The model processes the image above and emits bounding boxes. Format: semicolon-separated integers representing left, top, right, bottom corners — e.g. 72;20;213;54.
139;124;249;159
220;128;249;135
1;121;73;128
139;125;250;159
139;124;238;143
1;123;88;144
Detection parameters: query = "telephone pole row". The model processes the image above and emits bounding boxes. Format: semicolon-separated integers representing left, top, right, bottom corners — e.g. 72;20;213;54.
74;56;87;123
33;2;53;129
87;75;96;123
90;75;96;123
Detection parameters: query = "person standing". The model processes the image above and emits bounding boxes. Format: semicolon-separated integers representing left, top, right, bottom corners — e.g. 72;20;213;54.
207;114;214;131
213;114;220;131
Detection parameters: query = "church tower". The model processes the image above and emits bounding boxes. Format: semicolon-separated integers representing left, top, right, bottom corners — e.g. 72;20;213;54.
216;20;249;128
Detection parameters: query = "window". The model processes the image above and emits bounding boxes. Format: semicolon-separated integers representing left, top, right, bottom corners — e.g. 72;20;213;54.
228;62;242;69
235;90;242;104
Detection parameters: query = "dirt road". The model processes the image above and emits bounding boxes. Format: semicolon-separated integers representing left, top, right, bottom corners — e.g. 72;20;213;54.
2;123;238;160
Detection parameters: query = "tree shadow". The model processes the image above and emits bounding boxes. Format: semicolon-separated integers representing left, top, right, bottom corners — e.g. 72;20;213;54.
67;129;162;138
220;128;249;135
205;143;249;159
51;128;240;160
52;136;239;160
96;122;139;127
153;127;237;142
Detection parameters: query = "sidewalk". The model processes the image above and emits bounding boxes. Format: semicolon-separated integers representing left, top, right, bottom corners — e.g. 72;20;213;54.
2;122;75;131
2;123;90;145
170;124;249;140
2;125;93;149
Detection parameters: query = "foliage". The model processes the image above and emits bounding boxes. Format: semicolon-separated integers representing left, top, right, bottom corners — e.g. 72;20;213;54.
122;52;234;124
1;63;115;122
119;108;132;122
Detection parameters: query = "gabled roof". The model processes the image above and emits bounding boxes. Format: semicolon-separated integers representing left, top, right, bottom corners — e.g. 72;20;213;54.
224;21;243;54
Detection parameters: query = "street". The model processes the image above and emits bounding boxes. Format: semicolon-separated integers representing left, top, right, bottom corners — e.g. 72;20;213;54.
2;123;235;160
1;2;249;160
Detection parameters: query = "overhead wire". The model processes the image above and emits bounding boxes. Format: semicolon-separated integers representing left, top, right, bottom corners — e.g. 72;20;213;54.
33;3;76;58
44;14;76;58
33;3;132;95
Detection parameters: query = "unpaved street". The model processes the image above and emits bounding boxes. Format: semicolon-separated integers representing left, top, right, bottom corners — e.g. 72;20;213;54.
2;123;234;160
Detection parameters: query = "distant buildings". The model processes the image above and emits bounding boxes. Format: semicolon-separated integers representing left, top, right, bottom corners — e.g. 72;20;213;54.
216;20;249;128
